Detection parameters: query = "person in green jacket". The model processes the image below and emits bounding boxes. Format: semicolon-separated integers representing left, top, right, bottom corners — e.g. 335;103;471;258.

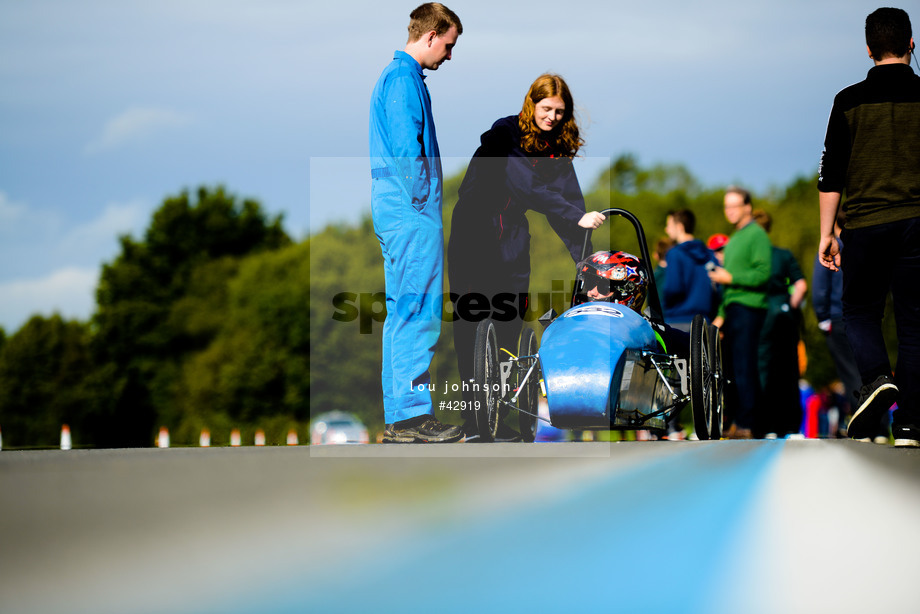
708;186;772;438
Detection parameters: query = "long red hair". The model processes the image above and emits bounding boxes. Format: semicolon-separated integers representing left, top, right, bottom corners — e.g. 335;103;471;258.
518;74;583;157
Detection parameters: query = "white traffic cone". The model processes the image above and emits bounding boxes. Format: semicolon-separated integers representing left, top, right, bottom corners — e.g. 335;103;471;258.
230;428;241;447
286;430;298;446
157;426;170;448
60;424;72;450
0;425;3;451
254;429;266;446
199;429;211;447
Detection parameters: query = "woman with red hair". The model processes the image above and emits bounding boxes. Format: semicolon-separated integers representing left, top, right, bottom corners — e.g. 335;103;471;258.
448;73;605;440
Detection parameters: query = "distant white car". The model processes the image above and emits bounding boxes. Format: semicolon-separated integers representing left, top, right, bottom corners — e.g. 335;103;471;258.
310;411;369;445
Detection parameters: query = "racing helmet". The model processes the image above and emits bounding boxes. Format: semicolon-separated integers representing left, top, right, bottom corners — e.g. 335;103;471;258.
576;250;648;312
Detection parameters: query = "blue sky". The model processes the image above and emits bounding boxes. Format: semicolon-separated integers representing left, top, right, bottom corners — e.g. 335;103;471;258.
0;0;895;332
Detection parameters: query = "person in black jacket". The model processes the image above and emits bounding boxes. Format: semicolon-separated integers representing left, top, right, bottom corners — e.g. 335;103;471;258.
448;73;605;439
817;7;920;446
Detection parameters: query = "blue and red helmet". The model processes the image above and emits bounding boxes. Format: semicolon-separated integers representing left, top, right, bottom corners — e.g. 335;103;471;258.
576;250;648;312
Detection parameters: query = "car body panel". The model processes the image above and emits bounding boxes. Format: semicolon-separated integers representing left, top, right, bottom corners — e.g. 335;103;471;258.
540;303;658;428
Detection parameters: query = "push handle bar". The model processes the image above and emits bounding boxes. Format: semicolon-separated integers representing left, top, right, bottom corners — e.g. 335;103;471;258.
578;208;665;324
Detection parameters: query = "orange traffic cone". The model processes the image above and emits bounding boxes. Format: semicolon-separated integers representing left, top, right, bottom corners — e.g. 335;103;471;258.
199;429;211;447
157;426;170;448
286;430;299;446
254;429;266;446
60;424;72;450
230;428;242;447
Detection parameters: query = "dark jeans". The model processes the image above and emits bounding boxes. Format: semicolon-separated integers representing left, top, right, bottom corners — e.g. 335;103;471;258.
842;217;920;427
759;303;802;436
825;319;861;407
722;303;767;430
825;318;893;437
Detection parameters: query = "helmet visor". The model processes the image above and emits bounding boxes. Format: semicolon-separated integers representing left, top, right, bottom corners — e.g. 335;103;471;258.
582;272;613;296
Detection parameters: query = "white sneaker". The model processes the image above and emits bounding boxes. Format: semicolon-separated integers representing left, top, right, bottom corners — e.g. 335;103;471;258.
892;425;920;448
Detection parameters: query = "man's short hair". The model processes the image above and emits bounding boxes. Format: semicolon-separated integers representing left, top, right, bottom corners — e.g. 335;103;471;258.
866;7;912;60
725;185;752;205
408;3;462;42
667;209;696;235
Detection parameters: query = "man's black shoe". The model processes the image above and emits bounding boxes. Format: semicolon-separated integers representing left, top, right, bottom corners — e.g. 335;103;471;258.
893;424;920;448
848;375;898;440
383;416;463;443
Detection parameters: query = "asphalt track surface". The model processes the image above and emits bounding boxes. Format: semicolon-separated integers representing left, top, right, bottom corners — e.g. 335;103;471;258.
1;439;918;614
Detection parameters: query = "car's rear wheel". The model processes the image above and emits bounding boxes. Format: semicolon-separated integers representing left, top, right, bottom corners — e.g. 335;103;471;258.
473;319;500;442
516;328;539;443
707;321;724;440
690;314;714;440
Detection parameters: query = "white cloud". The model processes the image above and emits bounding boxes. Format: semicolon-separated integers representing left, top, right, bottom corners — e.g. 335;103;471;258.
84;106;193;154
0;191;27;224
0;194;153;331
0;193;63;263
0;267;98;332
0;193;150;271
59;199;149;255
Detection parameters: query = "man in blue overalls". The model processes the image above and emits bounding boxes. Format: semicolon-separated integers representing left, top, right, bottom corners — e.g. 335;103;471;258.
369;3;463;443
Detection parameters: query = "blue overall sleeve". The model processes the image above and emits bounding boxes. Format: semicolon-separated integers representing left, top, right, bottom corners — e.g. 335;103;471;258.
382;73;432;208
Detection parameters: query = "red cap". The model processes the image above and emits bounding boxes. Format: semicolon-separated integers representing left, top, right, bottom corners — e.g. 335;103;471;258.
707;234;729;251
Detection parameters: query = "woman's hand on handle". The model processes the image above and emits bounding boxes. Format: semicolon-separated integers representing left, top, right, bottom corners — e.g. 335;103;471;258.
578;211;606;229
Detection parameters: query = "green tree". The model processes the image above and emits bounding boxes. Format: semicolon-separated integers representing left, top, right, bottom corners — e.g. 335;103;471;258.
172;241;310;445
308;217;387;435
91;186;290;446
0;315;97;448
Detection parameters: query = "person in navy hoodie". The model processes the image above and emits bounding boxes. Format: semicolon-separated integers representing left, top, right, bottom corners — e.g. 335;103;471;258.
661;209;720;332
448;73;605;440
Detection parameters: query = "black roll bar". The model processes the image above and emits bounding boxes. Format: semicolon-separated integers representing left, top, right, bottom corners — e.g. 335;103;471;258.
577;208;665;324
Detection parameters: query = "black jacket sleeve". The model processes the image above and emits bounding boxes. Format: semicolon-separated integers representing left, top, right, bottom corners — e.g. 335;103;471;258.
818;95;850;193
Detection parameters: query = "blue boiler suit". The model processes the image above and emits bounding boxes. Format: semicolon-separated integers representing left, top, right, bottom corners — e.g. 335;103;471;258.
369;51;444;424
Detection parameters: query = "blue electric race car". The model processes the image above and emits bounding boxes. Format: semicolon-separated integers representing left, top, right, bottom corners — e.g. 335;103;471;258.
470;208;723;442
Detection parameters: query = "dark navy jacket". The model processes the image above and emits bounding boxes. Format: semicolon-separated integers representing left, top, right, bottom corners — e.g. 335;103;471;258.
448;115;588;295
662;239;719;324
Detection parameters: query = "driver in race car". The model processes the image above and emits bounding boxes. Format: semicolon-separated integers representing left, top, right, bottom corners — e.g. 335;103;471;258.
576;250;648;309
575;250;690;356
